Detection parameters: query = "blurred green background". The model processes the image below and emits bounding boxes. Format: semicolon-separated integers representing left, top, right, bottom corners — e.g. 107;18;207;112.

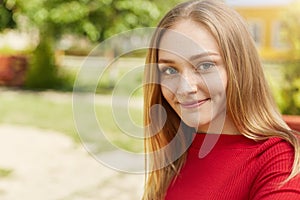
0;0;185;146
0;1;185;199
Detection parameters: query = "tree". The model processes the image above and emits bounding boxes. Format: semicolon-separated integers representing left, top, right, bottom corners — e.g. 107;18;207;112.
1;0;173;89
0;1;15;31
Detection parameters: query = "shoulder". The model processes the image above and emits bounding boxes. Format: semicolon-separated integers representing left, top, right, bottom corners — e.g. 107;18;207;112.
249;137;300;199
254;137;295;170
256;137;294;157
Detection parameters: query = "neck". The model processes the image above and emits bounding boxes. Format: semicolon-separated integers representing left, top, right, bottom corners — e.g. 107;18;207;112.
197;114;240;135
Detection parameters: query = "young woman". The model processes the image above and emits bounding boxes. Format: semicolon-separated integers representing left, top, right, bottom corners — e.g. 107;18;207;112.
143;0;300;199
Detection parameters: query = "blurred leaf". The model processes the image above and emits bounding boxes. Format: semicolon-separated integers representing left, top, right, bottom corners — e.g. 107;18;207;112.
49;2;89;24
0;167;13;178
0;1;16;31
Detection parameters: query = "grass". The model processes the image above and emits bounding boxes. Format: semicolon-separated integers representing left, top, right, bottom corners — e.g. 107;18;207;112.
0;89;144;153
0;91;76;138
0;54;146;153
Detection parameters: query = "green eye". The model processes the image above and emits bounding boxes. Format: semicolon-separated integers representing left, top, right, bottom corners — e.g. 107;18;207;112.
196;62;215;71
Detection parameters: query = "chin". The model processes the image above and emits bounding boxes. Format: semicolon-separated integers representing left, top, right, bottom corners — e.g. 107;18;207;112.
182;118;210;131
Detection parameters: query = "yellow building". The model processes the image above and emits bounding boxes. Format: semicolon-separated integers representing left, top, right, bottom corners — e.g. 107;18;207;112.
226;0;294;61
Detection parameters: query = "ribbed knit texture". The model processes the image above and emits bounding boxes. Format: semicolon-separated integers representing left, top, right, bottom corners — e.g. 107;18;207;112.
165;133;300;199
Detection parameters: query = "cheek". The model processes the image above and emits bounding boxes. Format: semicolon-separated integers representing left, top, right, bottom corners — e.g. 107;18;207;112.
160;77;179;100
201;71;227;95
220;69;228;89
161;85;174;104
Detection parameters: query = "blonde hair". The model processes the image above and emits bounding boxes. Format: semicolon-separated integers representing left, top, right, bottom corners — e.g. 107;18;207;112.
143;0;300;199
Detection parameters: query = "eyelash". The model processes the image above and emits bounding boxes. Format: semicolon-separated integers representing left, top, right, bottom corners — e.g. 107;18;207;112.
195;62;215;72
160;66;178;75
159;62;215;75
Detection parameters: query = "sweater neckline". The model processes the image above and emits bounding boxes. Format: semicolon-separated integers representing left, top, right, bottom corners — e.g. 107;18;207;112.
190;133;260;150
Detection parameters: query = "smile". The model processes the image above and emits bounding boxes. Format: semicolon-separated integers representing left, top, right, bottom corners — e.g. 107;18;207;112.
179;98;210;109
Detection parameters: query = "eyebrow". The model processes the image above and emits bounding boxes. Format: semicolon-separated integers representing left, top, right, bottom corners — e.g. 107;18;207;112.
158;51;220;64
158;58;175;64
189;51;219;60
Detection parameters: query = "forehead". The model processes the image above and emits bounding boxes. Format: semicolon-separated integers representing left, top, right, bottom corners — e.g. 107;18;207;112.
158;20;220;59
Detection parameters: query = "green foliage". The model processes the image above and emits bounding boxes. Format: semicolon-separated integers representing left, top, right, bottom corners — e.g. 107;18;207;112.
50;2;89;24
8;0;185;41
280;62;300;115
0;0;15;31
278;1;300;115
24;35;72;90
2;0;184;90
0;167;13;178
9;0;169;41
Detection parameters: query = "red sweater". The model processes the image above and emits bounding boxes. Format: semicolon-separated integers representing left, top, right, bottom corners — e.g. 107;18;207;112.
165;133;300;200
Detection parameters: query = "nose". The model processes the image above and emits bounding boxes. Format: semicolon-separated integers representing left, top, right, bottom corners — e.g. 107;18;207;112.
176;71;198;97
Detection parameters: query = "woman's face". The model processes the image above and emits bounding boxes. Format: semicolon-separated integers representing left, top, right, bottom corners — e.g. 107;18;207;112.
158;20;228;133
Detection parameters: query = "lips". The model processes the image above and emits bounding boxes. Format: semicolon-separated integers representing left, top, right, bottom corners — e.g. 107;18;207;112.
179;98;210;109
